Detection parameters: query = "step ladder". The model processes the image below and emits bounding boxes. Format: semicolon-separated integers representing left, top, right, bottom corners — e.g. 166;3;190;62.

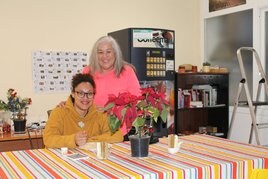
228;47;268;145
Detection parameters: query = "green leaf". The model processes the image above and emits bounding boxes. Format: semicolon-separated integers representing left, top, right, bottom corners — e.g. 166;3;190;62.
103;102;115;111
121;107;127;119
132;117;145;128
153;109;160;119
108;115;121;133
132;118;145;136
148;106;159;122
137;100;147;108
160;107;168;123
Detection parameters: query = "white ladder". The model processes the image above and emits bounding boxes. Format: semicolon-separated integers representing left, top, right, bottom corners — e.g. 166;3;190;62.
228;47;268;145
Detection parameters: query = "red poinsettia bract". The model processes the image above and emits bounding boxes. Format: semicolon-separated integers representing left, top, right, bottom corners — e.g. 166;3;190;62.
104;87;169;135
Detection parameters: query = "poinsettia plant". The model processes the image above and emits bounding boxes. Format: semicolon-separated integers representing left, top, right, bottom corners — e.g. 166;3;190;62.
0;88;32;120
104;87;169;137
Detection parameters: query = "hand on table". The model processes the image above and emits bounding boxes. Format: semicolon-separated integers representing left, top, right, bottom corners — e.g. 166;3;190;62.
75;131;87;146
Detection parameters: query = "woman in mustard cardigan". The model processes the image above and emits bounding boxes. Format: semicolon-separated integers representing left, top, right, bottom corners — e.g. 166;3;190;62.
43;73;123;148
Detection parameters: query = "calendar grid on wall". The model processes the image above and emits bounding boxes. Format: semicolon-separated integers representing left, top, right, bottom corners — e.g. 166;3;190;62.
32;51;88;93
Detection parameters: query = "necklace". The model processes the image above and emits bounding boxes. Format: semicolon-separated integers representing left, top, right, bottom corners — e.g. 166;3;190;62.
78;121;85;128
77;109;88;128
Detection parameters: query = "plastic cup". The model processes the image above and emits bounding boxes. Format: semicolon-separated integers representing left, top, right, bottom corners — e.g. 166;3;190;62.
96;142;109;160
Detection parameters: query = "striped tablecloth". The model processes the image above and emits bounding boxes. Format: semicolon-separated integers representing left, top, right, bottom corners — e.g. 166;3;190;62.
1;134;268;179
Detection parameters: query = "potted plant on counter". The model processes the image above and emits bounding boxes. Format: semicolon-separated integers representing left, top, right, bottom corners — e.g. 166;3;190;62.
0;89;32;133
202;61;211;72
104;87;169;157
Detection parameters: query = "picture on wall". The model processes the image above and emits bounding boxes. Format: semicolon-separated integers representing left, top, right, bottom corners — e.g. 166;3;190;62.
209;0;246;12
32;51;88;93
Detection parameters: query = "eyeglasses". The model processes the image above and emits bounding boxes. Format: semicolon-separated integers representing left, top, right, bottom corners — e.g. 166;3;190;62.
75;91;95;98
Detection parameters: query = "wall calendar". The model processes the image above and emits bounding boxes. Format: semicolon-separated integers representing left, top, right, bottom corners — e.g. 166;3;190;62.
32;51;88;93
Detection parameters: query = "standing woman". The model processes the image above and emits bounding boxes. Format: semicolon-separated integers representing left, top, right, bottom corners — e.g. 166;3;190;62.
83;36;140;109
83;36;140;139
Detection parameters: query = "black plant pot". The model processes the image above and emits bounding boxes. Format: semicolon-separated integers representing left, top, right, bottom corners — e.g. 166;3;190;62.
124;127;159;144
13;120;26;133
129;135;150;157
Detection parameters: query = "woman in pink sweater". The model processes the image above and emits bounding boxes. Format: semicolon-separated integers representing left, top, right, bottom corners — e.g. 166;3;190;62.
83;36;140;138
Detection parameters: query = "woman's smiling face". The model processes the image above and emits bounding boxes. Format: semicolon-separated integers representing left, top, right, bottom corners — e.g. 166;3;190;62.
97;42;116;73
72;82;94;116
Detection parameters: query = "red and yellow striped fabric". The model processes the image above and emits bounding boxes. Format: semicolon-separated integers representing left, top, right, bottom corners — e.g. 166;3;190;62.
0;134;268;179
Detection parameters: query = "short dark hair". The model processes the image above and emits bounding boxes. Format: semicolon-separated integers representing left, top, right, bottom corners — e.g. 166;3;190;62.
71;73;96;92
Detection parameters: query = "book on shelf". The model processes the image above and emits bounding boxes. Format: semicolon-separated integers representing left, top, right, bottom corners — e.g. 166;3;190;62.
192;84;217;107
190;101;203;107
177;84;218;108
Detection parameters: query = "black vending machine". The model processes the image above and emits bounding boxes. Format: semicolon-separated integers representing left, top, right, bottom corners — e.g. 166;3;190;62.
108;28;175;138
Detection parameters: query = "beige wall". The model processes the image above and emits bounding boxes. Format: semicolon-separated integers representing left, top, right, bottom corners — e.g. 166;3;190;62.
0;0;200;122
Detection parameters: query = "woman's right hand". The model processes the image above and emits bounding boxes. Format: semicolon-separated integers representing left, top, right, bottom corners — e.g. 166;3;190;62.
57;101;66;108
75;131;87;147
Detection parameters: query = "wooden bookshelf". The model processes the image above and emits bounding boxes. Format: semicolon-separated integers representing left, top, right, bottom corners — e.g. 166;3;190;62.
175;72;229;137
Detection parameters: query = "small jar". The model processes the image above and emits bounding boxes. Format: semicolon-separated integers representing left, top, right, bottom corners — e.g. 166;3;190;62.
192;66;198;72
203;66;210;73
178;66;185;73
61;147;68;155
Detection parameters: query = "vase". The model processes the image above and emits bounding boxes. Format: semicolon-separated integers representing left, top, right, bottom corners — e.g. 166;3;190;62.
0;111;11;134
203;66;210;72
129;135;150;157
13;119;26;133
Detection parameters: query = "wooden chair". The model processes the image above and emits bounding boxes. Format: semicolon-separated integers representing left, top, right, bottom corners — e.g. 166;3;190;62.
27;126;44;149
47;110;52;118
26;110;49;149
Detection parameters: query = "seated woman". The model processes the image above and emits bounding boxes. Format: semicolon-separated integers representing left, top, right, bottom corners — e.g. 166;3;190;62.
43;73;123;148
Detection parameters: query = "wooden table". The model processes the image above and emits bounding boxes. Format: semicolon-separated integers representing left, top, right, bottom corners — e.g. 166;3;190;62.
0;134;267;178
0;129;43;152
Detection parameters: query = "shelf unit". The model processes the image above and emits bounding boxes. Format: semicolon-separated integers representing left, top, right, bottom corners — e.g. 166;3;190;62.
0;132;43;152
175;72;229;138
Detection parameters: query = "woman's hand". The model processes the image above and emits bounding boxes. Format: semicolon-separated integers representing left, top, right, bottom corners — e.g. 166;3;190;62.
75;131;87;146
96;106;104;112
57;101;66;108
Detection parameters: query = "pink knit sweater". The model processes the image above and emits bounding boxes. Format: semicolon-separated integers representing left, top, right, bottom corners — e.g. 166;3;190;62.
82;65;141;135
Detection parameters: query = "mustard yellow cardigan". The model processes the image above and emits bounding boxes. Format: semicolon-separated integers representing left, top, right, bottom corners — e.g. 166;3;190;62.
43;96;123;148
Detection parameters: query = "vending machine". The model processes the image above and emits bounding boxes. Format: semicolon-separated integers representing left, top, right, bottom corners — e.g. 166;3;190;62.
108;28;175;137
